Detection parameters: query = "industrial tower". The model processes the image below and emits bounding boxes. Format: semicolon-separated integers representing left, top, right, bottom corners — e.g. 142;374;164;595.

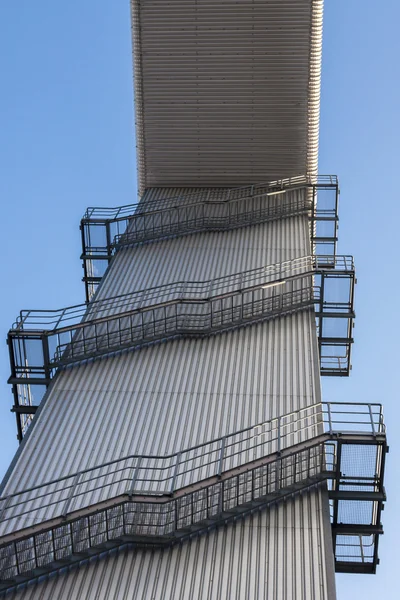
0;1;386;599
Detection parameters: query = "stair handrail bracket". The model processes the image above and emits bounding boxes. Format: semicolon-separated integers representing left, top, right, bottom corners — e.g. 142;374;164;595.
0;402;387;588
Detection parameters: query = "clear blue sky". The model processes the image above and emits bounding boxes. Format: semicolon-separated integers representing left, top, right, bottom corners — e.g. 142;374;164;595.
0;2;399;598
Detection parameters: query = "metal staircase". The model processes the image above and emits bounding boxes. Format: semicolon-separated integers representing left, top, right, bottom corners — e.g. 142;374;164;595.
80;175;339;301
7;255;355;440
0;403;387;593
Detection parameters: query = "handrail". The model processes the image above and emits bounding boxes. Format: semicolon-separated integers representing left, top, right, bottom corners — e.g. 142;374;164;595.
0;402;384;528
83;175;338;221
0;427;385;586
0;440;335;587
7;255;355;441
12;255;353;332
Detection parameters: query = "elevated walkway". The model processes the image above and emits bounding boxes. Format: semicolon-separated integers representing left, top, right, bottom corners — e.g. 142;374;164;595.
0;403;387;592
80;175;339;301
8;255;355;440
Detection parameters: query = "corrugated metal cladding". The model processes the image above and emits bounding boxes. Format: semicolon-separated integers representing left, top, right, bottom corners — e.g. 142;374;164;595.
0;186;335;596
98;193;312;303
1;205;318;496
131;0;323;192
9;489;336;600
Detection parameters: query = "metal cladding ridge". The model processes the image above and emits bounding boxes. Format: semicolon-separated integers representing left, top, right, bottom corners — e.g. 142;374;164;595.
3;489;336;600
1;215;320;498
0;0;381;598
0;204;339;597
130;0;324;192
308;0;323;177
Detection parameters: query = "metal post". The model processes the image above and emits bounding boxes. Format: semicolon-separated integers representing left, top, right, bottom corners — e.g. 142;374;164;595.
218;480;225;516
359;534;365;564
217;438;226;477
33;529;39;566
277;416;281;454
293;452;297;484
42;334;51;383
368;404;376;436
69;521;74;555
174;498;179;531
170;452;182;494
128;458;143;498
105;221;112;261
62;473;81;518
14;541;20;575
80;223;90;305
327;403;333;434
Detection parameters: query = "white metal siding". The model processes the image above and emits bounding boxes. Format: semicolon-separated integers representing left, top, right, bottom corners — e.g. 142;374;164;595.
131;0;323;192
1;208;318;493
0;0;334;596
0;195;333;596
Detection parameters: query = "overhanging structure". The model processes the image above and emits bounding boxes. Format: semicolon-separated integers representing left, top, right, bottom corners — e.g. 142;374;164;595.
131;0;323;190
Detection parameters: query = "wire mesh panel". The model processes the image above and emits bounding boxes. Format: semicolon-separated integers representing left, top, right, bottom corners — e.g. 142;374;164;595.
0;427;387;587
8;253;355;441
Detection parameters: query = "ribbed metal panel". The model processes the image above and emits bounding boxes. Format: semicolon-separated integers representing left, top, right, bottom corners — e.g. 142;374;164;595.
7;489;336;600
131;1;323;192
0;0;337;595
1;190;334;596
97;204;311;303
0;207;320;521
1;312;320;503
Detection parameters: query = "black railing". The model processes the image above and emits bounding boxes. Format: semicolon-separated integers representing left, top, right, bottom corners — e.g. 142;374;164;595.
7;256;355;440
0;403;386;590
80;175;339;301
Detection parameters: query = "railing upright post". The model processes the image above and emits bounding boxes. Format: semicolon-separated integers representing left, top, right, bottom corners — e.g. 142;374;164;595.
33;528;39;566
174;498;179;531
170;452;182;494
319;443;324;474
69;521;74;554
218;479;225;516
293;452;297;484
277;416;281;454
42;334;51;382
14;541;20;575
379;406;385;434
368;404;376;436
129;457;143;498
50;527;56;564
327;403;333;435
217;438;227;478
62;472;81;518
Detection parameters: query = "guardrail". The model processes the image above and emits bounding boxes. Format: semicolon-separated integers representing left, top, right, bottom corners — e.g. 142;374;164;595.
13;255;347;331
0;402;386;588
80;175;339;301
8;256;355;440
0;402;384;530
83;175;338;220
